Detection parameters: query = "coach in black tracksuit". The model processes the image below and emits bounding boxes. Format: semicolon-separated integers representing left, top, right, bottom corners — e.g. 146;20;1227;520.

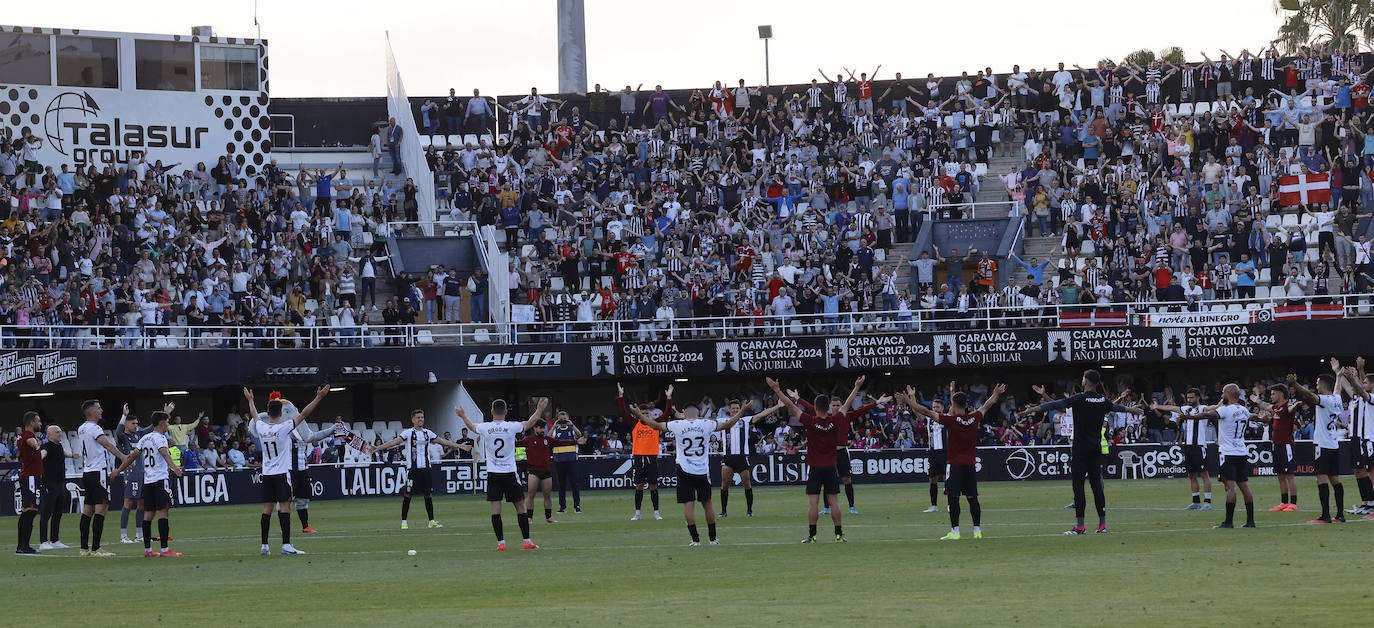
551;413;582;513
1023;369;1142;535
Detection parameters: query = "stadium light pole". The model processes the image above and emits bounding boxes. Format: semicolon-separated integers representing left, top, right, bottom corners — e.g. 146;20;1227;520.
758;25;773;87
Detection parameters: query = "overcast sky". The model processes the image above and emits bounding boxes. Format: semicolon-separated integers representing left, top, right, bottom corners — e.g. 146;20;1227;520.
6;0;1286;98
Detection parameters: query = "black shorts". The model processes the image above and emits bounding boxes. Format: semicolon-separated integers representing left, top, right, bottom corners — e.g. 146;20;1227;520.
291;470;313;499
806;465;841;495
632;455;659;485
18;475;42;509
82;470;109;505
1346;439;1372;469
675;468;711;503
1219;455;1249;483
1315;447;1341;477
1272;442;1296;475
945;464;978;497
836;448;854;478
928;450;947;479
1182;444;1208;474
485;472;524;503
142;480;172;511
405;468;433;496
260;473;292;503
721;454;750;472
530;469;552;481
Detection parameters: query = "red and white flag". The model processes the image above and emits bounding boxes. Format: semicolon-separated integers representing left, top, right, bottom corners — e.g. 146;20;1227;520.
1278;173;1331;206
1273;303;1345;320
1058;311;1128;327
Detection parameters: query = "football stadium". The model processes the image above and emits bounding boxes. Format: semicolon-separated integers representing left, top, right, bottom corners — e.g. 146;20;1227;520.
3;1;1374;624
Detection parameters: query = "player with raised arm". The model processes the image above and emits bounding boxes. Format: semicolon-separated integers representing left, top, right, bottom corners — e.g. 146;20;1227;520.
922;387;949;514
1287;371;1348;523
769;376;887;543
1021;370;1143;535
718;398;784;518
14;412;43;555
114;403;162;544
244;385;330;555
637;398;753;545
111;410;184;556
373;409;471;530
897;383;1003;539
1344;357;1374;516
457;397;550;550
518;413;584;523
283;397;341;534
1152;389;1214;510
1185;384;1259;528
1249;384;1300;511
617;383;671;521
77;399;129;557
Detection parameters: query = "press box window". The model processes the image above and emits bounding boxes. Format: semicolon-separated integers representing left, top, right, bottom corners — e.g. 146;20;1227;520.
0;33;52;85
200;45;258;91
135;40;194;91
56;35;118;89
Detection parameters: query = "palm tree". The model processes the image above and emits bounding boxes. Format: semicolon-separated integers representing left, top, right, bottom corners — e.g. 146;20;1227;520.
1273;0;1374;53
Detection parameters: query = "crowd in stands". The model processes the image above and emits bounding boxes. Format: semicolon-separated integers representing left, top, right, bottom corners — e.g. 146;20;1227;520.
418;46;1374;339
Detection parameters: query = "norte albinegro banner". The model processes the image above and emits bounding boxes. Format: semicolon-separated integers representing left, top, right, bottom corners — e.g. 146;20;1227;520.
3;442;1350;515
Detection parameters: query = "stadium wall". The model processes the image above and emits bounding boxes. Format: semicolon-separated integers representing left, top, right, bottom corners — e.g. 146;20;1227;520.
1;442;1351;516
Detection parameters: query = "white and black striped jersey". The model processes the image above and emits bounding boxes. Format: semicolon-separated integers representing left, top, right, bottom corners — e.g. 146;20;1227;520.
398;428;438;469
1348;396;1374;441
927;419;945;450
1261;57;1276;81
1181;67;1195;88
719;414;753;455
807;87;824;108
79;421;110;472
1238;59;1254;82
833;82;848;102
1178;405;1209;446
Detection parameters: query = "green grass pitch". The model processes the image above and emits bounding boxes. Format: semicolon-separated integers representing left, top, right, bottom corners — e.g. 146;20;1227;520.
6;478;1371;626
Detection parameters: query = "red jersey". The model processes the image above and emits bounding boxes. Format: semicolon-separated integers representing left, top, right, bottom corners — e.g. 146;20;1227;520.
796;399;876;467
516;435;578;472
18;430;42;476
1270;403;1295;445
977;259;997;285
858;80;872;99
937;411;983;466
1353;83;1371;108
613;251;634;273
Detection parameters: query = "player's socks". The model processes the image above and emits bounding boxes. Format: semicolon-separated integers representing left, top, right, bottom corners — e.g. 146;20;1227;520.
260;513;271;545
650;489;660;510
1244;501;1254;526
1203;492;1211;504
516;512;531;540
834;525;843;537
687;524;699;543
948;500;961;529
1281;493;1289;504
1191;492;1200;504
297;507;309;530
424;497;435;522
79;514;90;550
158;519;170;552
1075;515;1085;528
491;514;504;542
808;524;817;538
1358;476;1373;503
1333;483;1345;516
91;514;105;551
120;508;130;538
969;498;982;527
134;509;143;537
745;489;754;514
930;483;939;506
1224;500;1236;525
142;520;153;550
634;489;644;511
844;484;855;508
707;523;717;542
720;489;728;515
401;496;412;521
278;511;291;545
1098;514;1106;527
1290;494;1297;507
1318;483;1331;519
545;508;552;520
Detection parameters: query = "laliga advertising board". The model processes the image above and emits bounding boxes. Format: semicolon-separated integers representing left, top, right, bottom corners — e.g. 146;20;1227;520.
0;26;271;174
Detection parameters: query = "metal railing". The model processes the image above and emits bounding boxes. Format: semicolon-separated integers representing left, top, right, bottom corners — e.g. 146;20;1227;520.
3;291;1370;350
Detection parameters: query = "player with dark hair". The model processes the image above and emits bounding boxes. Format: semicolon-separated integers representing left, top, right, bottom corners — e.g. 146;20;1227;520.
1187;384;1258;529
1153;389;1214;510
923;393;947;514
77;399;129;557
517;415;583;523
244;385;330;555
1345;357;1374;516
769;375;887;543
1022;369;1143;535
633;399;755;545
717;397;784;518
896;382;1005;539
14;411;43;555
617;383;671;521
1288;370;1348;523
373;408;470;529
1249;383;1299;511
111;411;184;556
115;403;163;544
457;397;550;550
